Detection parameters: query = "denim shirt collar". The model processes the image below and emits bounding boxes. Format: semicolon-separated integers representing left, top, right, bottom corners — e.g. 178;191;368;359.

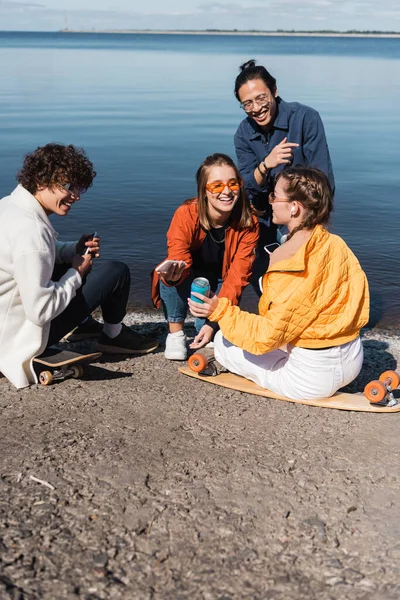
247;97;289;140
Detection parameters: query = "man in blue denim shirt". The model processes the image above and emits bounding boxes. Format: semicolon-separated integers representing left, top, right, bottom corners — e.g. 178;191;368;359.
235;98;335;208
233;60;334;291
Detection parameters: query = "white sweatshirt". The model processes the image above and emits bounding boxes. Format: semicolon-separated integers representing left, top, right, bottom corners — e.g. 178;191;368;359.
0;185;82;388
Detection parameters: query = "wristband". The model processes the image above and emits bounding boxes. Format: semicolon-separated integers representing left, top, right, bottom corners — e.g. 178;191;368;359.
205;319;219;332
257;160;269;178
262;159;270;174
257;162;266;178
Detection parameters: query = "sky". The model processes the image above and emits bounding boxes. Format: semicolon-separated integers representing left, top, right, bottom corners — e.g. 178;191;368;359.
0;0;399;32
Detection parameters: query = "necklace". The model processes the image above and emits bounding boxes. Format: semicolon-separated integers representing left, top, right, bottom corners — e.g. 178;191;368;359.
208;227;226;244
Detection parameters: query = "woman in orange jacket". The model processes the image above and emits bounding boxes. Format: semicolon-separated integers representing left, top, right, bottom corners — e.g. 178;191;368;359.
152;153;259;360
189;166;370;400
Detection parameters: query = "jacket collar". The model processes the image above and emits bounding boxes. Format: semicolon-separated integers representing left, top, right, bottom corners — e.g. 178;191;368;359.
268;225;329;273
248;97;289;140
11;185;58;237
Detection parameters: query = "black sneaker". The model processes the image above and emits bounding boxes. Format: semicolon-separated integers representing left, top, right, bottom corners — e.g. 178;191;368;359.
64;315;103;342
95;324;159;355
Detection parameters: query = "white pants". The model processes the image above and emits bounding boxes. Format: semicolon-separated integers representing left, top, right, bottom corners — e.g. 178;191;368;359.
214;331;364;400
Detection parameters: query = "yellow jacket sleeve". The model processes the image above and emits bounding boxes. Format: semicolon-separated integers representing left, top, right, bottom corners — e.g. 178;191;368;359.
209;293;320;355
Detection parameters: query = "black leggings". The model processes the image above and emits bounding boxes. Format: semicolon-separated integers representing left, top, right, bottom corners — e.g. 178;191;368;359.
47;259;130;347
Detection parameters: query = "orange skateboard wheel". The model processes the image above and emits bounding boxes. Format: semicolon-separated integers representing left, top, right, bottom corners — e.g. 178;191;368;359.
379;370;400;389
188;353;208;373
364;380;386;403
39;370;53;386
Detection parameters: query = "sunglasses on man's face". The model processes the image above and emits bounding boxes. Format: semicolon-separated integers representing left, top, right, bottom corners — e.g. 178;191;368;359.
60;182;86;196
206;179;242;194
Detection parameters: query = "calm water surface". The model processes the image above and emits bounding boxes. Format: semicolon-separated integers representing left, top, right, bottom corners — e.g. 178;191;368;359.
0;31;399;326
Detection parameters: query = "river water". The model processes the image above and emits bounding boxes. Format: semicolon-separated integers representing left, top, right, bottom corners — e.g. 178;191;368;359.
1;31;399;326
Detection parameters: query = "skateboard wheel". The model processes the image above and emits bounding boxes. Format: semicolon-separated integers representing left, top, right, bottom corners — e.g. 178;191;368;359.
71;364;84;378
379;370;400;389
39;370;53;386
188;353;208;373
364;380;386;403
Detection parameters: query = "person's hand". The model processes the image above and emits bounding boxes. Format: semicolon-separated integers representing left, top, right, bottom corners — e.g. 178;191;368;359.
77;233;100;257
264;137;299;170
189;324;215;350
159;260;187;283
72;253;93;278
188;292;219;319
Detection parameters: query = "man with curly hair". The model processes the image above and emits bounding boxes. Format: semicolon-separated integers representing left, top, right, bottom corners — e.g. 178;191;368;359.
0;143;158;389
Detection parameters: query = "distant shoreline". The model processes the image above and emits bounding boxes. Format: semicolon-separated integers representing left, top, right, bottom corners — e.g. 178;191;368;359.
59;29;400;39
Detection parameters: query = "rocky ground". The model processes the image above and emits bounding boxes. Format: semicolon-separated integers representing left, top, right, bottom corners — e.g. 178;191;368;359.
1;315;400;600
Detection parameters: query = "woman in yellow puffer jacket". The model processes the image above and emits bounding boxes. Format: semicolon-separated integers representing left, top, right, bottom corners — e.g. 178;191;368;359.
188;166;370;400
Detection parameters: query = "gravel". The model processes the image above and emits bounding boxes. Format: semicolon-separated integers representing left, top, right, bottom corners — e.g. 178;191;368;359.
1;314;400;600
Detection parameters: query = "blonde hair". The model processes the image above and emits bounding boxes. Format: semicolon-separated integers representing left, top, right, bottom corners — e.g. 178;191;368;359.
276;167;333;239
196;153;254;230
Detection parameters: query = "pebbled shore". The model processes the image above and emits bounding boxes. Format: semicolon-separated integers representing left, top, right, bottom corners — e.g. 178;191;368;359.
1;314;400;600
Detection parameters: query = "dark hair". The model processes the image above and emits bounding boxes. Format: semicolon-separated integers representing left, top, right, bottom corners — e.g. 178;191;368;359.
195;153;254;230
234;59;277;101
275;166;333;239
17;143;96;194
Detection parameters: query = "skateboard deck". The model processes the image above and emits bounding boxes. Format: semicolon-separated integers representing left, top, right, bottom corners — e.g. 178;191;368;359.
34;347;102;385
179;366;400;413
34;347;101;367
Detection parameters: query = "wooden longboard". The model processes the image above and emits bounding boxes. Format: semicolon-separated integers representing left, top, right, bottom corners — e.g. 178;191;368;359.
34;347;101;367
179;366;400;413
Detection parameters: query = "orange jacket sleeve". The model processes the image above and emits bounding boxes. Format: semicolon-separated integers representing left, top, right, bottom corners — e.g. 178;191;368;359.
208;290;320;355
162;202;198;287
151;202;199;307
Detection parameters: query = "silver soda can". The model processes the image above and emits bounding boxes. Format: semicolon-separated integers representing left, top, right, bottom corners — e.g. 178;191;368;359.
190;277;210;304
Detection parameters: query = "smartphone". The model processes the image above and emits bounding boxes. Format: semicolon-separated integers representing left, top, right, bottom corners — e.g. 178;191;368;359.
264;242;280;255
84;231;97;255
155;259;187;274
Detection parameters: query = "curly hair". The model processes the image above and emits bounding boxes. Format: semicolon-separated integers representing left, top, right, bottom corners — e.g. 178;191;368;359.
17;143;96;194
275;167;333;239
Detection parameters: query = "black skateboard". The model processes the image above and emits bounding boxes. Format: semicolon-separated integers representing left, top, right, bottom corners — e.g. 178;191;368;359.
33;347;102;386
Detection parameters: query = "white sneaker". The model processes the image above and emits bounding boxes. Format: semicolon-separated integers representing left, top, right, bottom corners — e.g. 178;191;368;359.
165;331;187;360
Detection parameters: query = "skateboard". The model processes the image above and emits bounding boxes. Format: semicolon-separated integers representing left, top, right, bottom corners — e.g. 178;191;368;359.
33;347;102;386
179;351;400;413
